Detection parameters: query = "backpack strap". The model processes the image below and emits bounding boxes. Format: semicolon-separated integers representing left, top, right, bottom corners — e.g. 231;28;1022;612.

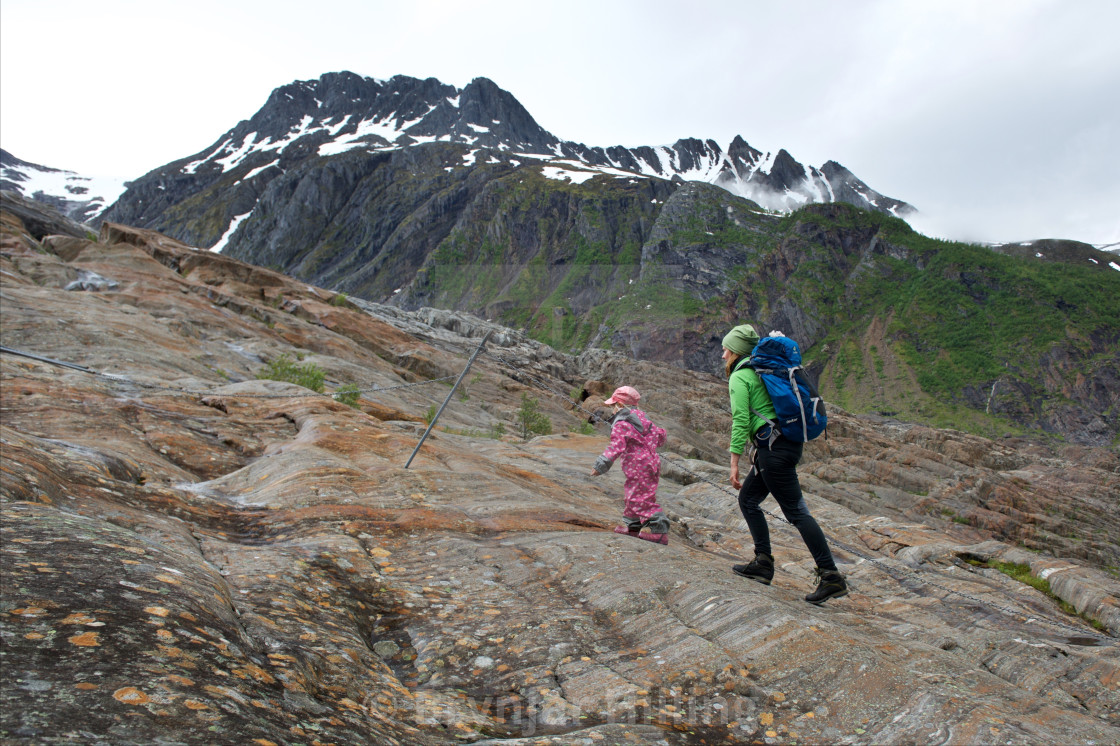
749;408;781;447
733;359;782;446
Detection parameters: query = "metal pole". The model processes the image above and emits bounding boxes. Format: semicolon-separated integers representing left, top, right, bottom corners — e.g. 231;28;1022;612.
0;345;92;372
404;330;492;468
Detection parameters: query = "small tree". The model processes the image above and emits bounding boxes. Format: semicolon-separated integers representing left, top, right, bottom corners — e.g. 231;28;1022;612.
515;394;552;440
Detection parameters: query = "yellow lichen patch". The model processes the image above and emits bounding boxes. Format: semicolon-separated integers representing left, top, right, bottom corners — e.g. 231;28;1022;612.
157;644;200;665
157;629;175;640
11;606;47;617
23;632;45;640
75;682;99;690
154;574;182;586
367;547;392;558
166;674;195;687
772;692;786;702
232;664;276;684
183;699;209;710
145;606;171;617
759;712;774;726
113;687;150;705
68;631;100;647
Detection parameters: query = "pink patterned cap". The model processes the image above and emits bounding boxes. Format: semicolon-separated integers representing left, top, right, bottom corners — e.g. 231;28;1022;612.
604;385;640;406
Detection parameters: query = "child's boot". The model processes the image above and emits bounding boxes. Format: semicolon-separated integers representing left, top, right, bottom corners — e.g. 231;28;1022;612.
613;519;642;537
638;512;670;545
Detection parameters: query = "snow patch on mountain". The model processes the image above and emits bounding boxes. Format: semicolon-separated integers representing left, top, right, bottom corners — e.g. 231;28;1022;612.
211;210;252;253
1;149;126;223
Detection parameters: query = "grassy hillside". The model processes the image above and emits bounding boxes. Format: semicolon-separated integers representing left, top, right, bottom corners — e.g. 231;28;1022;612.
787;206;1120;440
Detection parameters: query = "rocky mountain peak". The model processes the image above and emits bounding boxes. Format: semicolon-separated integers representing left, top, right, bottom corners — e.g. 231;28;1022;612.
767;148;808;190
409;75;557;150
726;135;763;168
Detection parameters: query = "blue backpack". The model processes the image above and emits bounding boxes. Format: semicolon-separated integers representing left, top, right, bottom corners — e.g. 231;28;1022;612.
738;334;828;442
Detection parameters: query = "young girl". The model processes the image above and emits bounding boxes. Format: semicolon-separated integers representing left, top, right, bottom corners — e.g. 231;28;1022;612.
589;386;670;544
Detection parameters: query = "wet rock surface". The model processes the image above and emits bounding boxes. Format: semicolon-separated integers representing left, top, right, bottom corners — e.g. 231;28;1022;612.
2;216;1119;744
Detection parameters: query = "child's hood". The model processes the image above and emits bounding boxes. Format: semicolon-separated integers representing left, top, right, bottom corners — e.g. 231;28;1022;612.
611;407;653;435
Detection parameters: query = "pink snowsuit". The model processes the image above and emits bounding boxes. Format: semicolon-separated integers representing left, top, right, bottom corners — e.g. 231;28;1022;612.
593;407;667;524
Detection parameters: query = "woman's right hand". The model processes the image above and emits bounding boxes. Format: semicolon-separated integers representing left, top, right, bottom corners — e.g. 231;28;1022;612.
730;452;741;490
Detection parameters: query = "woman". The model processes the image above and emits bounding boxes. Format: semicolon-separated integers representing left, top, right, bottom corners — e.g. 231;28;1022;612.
722;324;847;604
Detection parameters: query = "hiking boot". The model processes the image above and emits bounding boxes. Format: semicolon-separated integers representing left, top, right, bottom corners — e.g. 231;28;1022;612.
613;525;640;536
732;553;774;585
805;568;848;605
638;532;668;545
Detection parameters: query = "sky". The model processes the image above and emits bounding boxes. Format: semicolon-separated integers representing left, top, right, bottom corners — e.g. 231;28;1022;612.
2;0;1118;247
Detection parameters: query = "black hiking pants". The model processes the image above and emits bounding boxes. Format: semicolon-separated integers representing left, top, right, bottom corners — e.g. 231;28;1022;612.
737;435;838;572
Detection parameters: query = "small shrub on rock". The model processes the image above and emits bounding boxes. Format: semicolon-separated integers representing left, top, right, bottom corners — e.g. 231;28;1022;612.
333;384;361;409
257;354;325;393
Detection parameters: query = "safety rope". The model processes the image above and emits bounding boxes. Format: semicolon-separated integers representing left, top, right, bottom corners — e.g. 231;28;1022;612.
483;348;1116;645
0;345;458;399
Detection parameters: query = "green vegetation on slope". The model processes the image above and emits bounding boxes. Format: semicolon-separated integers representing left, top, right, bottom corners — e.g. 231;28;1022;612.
786;205;1119;437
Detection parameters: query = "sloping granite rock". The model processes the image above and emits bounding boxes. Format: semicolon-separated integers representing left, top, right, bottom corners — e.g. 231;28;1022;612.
2;213;1118;744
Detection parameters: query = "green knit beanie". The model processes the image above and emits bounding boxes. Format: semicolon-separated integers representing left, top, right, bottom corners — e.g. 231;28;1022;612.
722;324;760;356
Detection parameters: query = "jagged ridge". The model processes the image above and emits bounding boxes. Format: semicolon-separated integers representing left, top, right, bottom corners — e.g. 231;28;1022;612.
96;71;913;248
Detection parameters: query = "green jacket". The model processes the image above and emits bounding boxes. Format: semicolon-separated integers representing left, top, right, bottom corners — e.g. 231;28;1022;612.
728;364;777;455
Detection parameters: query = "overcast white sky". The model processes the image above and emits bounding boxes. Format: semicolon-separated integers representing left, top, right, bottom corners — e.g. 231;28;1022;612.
2;0;1118;246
